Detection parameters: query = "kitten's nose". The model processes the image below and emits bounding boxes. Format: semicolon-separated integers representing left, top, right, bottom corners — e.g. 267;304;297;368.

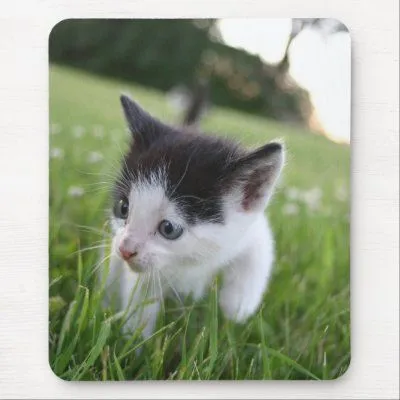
119;245;137;261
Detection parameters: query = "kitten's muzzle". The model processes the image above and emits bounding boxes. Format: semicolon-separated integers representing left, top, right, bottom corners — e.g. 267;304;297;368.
118;245;137;261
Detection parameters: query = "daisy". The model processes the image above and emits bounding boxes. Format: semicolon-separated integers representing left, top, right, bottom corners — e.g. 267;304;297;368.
87;151;104;164
50;147;64;159
67;186;85;197
283;203;299;215
72;125;85;138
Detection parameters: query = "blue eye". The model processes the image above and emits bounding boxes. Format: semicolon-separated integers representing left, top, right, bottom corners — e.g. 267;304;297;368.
158;220;183;240
114;197;129;219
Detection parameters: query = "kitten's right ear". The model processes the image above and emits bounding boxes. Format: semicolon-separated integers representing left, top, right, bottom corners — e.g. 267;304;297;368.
120;94;164;150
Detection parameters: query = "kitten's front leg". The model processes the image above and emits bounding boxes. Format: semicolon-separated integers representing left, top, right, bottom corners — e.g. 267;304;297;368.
219;232;274;323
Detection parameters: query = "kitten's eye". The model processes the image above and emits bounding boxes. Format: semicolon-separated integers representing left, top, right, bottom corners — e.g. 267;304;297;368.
114;198;129;219
158;220;183;240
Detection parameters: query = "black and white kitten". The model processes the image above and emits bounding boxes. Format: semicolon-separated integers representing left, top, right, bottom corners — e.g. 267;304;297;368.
101;94;285;339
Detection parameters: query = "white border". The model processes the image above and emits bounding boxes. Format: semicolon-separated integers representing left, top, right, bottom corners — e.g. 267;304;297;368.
0;1;399;399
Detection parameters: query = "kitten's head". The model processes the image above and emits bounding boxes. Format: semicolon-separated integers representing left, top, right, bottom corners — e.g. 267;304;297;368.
111;95;284;273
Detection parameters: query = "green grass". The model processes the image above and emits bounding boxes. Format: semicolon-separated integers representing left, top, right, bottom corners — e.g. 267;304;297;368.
49;64;350;381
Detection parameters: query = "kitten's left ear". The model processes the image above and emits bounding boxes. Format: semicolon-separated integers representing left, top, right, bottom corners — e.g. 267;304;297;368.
231;141;285;212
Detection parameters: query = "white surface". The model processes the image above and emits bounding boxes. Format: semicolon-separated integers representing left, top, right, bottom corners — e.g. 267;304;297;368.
0;0;399;398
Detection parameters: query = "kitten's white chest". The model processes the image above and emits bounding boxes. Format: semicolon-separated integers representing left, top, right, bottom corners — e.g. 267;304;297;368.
162;264;219;300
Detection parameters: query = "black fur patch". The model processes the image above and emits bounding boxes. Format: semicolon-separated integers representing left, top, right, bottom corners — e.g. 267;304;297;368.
114;127;244;224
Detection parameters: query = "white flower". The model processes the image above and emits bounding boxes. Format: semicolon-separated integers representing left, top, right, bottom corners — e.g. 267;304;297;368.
283;203;299;215
301;187;322;211
68;186;85;197
92;125;105;138
72;125;85;138
51;123;62;135
285;187;300;201
87;151;104;164
50;147;64;159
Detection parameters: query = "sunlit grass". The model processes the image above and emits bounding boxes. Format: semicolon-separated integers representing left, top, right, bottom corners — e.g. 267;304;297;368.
49;64;350;380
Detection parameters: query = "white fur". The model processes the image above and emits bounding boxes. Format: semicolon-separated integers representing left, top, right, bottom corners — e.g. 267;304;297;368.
101;167;281;339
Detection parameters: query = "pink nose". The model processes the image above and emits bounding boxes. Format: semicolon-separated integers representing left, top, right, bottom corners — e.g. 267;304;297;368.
119;245;137;261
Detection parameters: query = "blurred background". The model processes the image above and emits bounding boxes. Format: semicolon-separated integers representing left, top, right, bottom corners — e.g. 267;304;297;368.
49;18;350;144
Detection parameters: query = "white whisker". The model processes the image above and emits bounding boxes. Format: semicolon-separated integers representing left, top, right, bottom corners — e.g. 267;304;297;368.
157;268;183;306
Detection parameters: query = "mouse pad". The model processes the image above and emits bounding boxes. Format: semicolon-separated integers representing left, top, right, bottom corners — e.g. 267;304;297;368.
48;18;350;381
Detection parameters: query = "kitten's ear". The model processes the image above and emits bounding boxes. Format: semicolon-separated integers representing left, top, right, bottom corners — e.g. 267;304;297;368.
120;94;166;149
231;141;285;212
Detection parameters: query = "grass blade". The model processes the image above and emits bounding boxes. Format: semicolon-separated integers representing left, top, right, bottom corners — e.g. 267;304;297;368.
247;344;320;380
72;320;111;380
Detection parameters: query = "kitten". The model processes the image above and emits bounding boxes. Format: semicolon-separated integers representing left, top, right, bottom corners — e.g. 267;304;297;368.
101;94;285;339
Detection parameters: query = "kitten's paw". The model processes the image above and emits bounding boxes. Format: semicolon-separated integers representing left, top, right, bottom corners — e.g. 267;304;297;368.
219;287;261;323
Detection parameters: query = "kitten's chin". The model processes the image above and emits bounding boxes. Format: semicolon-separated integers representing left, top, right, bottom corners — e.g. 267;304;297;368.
124;260;148;274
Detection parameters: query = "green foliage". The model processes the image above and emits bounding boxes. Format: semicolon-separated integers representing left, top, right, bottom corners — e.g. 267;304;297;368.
50;19;210;90
49;19;311;124
49;65;350;381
